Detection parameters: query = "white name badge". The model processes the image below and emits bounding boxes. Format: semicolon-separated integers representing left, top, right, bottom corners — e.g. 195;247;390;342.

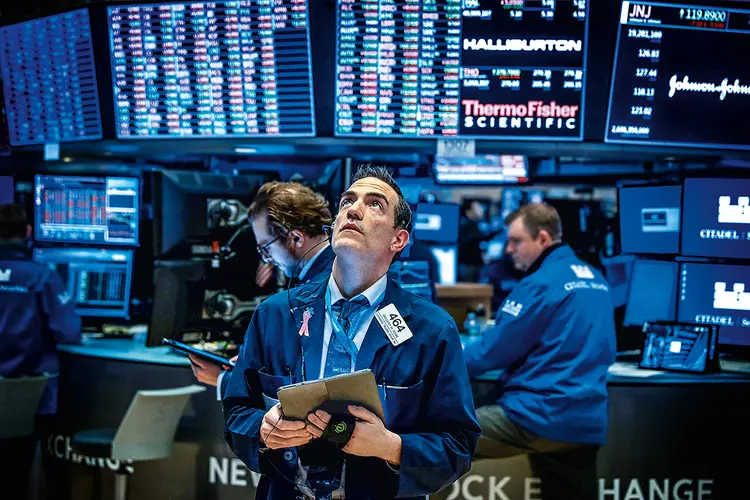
374;304;414;347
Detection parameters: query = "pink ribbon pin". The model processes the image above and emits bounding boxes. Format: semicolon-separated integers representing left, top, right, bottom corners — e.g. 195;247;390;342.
299;307;313;337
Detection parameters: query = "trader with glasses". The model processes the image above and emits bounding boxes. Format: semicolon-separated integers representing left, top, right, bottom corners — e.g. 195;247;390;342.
189;181;336;395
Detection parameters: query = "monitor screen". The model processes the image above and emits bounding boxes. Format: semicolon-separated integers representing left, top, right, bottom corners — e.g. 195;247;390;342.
0;176;13;204
605;1;750;149
681;178;750;259
433;155;529;185
414;203;460;244
624;259;678;327
678;262;750;346
334;0;588;140
33;248;133;318
0;9;102;146
108;1;316;139
619;185;681;254
34;175;139;246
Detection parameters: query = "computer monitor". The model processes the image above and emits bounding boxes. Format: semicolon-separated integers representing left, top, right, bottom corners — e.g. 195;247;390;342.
0;176;13;204
414;203;460;244
430;246;458;285
433;155;529;185
33;247;133;318
624;260;678;327
34;175;139;246
602;254;637;309
681;178;750;259
677;262;750;347
619;185;681;255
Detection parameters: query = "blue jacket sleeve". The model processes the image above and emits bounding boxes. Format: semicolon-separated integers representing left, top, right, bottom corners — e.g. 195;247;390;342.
463;281;549;378
223;305;267;472
397;321;481;497
41;270;81;345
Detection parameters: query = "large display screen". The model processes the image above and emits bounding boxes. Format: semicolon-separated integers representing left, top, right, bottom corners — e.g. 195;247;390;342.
681;178;750;259
335;0;588;140
678;262;750;347
35;175;139;246
624;259;678;327
433;155;528;185
619;185;681;254
0;9;102;146
108;1;315;138
414;203;460;243
33;248;134;318
606;1;750;149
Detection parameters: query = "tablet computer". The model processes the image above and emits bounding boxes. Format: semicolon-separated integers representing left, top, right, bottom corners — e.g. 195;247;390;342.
162;338;235;369
277;369;385;422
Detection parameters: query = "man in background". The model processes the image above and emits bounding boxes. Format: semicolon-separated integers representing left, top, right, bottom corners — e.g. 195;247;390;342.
0;204;81;499
463;203;616;500
190;182;335;396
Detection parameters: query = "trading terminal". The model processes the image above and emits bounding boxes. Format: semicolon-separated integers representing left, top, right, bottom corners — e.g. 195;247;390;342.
0;0;748;499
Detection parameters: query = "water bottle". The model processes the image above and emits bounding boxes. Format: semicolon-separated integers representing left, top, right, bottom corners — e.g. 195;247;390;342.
464;312;480;337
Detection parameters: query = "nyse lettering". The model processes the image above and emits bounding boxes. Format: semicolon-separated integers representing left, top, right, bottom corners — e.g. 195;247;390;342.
46;434;134;474
208;456;261;488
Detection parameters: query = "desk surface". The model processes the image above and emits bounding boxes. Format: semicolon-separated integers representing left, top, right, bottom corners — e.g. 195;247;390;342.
59;338;750;384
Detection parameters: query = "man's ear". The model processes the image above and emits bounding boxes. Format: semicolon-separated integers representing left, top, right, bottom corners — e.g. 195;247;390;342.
391;229;410;254
537;229;552;247
289;230;304;248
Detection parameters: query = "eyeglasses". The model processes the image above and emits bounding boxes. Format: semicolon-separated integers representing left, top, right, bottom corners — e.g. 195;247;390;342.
256;235;282;263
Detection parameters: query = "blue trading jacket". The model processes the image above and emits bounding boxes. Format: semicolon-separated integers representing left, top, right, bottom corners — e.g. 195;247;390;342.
464;244;616;445
0;243;81;414
224;274;480;500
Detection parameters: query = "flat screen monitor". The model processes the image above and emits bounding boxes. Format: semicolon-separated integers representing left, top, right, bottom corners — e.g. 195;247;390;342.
34;175;139;246
619;185;681;254
681;178;750;259
433;155;529;185
414;203;460;244
33;248;133;318
0;8;102;146
0;176;13;204
605;1;750;149
334;0;588;140
678;262;750;347
624;259;678;327
108;1;315;139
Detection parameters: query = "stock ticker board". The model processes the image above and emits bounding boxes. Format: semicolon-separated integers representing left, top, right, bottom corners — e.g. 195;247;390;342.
334;0;589;140
0;9;103;146
108;0;316;138
606;1;750;149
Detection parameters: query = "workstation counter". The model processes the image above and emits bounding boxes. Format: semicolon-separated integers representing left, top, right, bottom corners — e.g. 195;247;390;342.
50;339;750;499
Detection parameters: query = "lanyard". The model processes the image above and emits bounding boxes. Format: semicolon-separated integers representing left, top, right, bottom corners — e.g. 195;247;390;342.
324;284;385;362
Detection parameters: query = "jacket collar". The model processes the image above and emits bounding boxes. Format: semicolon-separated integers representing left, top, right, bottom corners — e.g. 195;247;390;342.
291;273;413;379
525;242;569;276
0;241;31;261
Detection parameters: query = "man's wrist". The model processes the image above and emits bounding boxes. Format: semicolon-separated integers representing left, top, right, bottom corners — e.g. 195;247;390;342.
382;430;402;466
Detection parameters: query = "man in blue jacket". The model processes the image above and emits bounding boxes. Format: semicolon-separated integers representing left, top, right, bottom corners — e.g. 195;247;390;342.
0;204;81;498
224;165;480;499
463;203;616;500
190;181;336;397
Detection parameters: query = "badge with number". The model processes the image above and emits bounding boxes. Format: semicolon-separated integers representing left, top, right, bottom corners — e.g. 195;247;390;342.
374;304;414;347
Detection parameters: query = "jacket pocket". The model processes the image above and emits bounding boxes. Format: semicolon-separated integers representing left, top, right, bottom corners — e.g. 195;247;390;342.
257;368;292;410
378;380;424;431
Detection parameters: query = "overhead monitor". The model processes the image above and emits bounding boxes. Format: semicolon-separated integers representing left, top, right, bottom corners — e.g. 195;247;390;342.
678;262;750;347
108;1;315;139
0;8;103;146
34;175;139;246
33;248;134;318
619;185;681;254
681;178;750;259
334;0;588;140
414;203;460;244
624;259;678;327
606;1;750;149
433;155;529;185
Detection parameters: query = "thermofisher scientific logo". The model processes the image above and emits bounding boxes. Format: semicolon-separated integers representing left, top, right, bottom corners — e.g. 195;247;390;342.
668;75;750;101
462;100;580;130
463;38;582;52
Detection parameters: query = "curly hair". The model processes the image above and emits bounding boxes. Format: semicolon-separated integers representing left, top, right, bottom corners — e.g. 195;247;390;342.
248;182;332;237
